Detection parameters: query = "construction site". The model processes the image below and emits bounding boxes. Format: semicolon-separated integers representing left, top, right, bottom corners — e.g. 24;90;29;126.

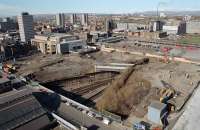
7;41;199;129
2;1;200;129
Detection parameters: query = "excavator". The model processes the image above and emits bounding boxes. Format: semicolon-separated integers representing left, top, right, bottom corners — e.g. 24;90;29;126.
159;81;177;112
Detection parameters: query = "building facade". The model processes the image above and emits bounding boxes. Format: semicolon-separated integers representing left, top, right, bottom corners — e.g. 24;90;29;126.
128;31;167;39
57;40;86;54
56;13;65;27
116;22;148;32
70;14;77;25
152;21;164;32
186;21;200;34
81;14;88;26
31;33;79;54
178;21;186;34
163;25;179;35
0;17;18;32
18;12;34;42
163;21;186;35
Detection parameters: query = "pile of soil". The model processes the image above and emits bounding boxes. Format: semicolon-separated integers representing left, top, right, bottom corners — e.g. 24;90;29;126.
96;65;154;117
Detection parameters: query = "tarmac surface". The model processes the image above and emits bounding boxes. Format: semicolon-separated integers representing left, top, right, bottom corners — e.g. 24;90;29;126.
57;103;129;130
35;83;131;130
172;83;200;130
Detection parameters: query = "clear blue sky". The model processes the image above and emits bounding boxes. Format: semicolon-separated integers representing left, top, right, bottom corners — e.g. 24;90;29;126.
0;0;199;16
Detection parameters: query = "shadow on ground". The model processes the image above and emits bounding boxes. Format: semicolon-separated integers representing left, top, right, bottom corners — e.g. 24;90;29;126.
33;92;61;112
42;84;96;107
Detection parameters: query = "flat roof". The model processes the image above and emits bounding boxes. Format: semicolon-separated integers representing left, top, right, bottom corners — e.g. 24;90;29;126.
0;88;33;105
0;88;48;130
60;39;84;44
39;33;73;38
149;101;166;110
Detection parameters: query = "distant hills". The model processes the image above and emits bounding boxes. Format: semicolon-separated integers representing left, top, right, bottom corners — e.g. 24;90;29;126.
139;11;200;16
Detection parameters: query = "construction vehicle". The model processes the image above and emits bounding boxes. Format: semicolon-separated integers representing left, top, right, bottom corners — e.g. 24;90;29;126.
2;63;18;74
133;121;151;130
160;88;175;102
159;81;177;112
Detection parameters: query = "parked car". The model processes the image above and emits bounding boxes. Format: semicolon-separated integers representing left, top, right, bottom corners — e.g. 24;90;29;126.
102;118;111;125
87;112;95;117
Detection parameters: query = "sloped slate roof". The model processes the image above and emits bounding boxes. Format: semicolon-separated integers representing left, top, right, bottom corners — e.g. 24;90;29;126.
0;88;48;130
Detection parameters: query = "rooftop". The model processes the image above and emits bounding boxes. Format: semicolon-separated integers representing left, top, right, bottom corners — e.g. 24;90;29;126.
60;39;84;44
0;88;50;130
0;88;33;104
39;33;73;38
149;101;166;110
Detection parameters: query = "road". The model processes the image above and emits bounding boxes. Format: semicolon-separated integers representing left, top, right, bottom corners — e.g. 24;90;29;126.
57;103;128;130
34;83;130;130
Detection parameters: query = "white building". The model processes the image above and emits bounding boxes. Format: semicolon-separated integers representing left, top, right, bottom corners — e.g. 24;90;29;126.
56;13;65;27
70;14;77;25
18;12;34;42
160;12;167;18
81;14;88;26
183;15;191;21
163;25;179;35
116;22;148;32
116;23;128;30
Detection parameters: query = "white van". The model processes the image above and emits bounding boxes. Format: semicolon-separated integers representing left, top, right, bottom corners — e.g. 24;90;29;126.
102;118;111;125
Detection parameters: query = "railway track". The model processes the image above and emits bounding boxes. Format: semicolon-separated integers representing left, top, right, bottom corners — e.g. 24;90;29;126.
41;71;119;84
71;78;113;95
88;89;105;101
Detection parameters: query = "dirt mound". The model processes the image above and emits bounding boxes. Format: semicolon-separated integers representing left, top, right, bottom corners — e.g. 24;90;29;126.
96;65;152;117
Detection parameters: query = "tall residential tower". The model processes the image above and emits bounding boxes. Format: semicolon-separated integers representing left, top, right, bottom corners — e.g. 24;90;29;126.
56;13;65;27
70;14;77;25
18;12;34;42
81;14;88;26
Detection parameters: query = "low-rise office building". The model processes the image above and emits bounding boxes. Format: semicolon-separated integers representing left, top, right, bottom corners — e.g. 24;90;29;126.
116;22;148;32
31;33;79;54
163;21;186;35
56;39;86;54
163;25;179;35
0;17;18;33
87;31;108;44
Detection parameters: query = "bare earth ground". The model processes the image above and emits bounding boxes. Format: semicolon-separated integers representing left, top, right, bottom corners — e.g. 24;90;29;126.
15;51;200;125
